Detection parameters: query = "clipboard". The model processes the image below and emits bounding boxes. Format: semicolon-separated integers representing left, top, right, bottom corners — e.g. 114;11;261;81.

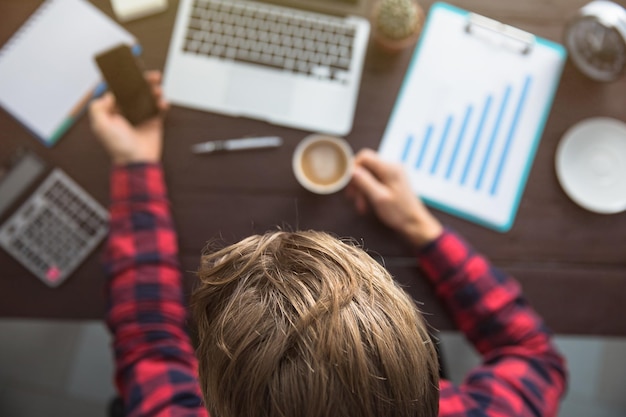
378;2;566;232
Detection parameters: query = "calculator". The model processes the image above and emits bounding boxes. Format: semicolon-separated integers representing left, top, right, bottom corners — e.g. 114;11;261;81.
0;150;108;287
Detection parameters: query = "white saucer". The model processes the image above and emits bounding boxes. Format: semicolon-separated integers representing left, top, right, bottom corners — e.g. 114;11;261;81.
556;117;626;214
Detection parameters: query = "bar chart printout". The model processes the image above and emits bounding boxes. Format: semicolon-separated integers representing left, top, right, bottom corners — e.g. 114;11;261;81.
379;2;566;232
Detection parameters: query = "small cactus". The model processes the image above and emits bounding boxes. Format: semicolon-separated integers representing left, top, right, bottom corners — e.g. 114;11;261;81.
376;0;421;40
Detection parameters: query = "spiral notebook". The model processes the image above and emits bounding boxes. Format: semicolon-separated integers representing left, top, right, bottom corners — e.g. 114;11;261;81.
379;2;566;232
0;0;136;146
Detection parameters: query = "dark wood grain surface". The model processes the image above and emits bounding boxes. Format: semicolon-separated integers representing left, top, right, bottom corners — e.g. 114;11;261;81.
0;0;625;335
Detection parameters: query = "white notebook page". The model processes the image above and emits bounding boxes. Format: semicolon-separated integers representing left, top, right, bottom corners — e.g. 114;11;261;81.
0;0;135;144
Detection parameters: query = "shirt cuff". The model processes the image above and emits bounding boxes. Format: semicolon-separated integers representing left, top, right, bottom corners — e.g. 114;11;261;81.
110;163;167;203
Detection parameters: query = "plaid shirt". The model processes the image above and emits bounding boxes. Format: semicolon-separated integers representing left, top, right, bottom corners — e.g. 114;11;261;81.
105;164;566;417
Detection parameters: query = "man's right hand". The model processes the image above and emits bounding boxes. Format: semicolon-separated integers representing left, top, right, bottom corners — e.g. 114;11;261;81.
347;149;443;248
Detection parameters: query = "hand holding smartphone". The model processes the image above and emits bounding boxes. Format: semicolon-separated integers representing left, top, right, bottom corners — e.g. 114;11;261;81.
94;44;159;125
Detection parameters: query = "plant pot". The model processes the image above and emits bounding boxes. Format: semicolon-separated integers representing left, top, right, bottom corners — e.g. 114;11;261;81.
371;0;425;53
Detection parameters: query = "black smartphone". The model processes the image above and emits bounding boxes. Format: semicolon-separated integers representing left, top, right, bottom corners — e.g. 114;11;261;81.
94;44;159;125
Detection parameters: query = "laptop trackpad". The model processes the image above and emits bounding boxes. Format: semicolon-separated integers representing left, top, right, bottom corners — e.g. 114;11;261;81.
225;68;293;118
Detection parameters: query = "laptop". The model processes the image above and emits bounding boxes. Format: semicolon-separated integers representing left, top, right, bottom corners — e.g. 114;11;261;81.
0;149;108;287
163;0;371;135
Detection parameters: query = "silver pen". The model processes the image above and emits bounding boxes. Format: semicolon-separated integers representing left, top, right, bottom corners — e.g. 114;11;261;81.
191;136;283;154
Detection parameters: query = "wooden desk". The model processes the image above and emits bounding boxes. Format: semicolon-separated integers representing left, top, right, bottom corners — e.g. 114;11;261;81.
1;0;625;335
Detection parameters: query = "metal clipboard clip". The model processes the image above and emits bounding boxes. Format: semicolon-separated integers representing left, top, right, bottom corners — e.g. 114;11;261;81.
465;14;535;55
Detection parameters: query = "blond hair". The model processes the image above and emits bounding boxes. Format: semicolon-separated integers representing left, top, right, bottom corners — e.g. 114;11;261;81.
192;230;439;417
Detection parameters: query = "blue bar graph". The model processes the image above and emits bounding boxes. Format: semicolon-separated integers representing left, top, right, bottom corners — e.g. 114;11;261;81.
430;115;453;175
475;85;512;190
446;106;473;180
430;116;452;175
400;75;533;199
415;125;434;169
490;76;533;195
401;134;414;163
461;95;492;185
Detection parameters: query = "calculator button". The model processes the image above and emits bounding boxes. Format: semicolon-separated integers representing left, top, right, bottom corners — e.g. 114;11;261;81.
45;266;62;283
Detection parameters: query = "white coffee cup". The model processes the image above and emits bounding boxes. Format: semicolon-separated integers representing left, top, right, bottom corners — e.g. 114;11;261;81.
292;135;354;194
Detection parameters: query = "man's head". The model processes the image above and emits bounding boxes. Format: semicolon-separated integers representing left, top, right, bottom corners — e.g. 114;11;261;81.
192;230;439;417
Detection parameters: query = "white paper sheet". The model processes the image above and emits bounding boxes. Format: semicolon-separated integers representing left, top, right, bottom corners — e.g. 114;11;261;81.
0;0;135;145
378;2;566;232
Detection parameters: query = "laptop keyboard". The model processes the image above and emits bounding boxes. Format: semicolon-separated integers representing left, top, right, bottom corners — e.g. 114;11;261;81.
0;169;108;287
183;0;357;83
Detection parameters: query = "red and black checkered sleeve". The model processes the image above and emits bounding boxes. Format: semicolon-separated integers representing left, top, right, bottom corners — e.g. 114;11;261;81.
418;230;567;417
103;163;208;417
